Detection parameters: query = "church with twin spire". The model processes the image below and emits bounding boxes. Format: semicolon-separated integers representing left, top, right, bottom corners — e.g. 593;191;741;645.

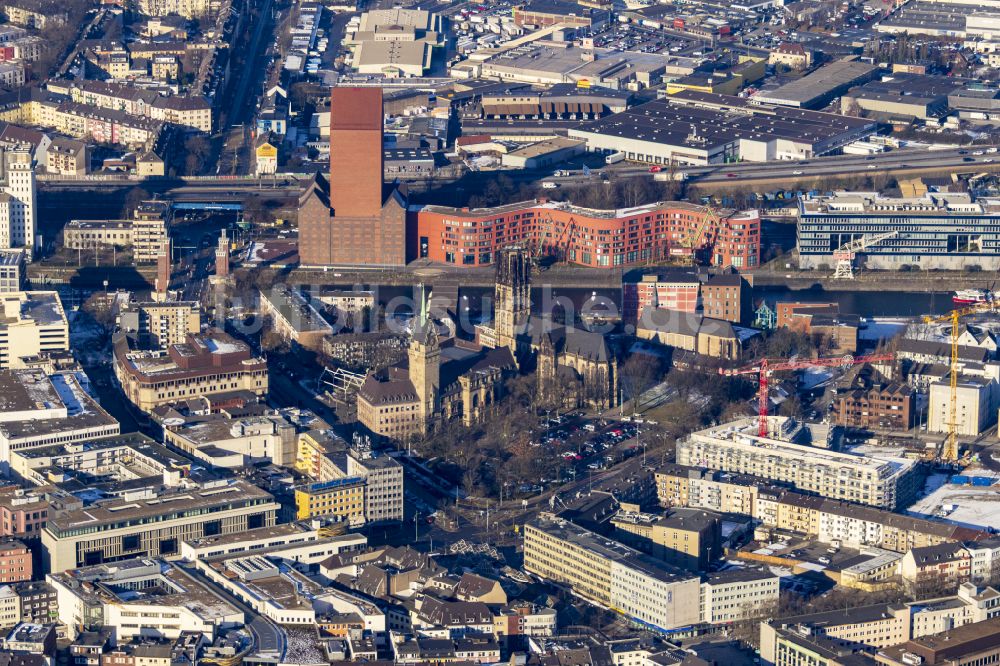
356;246;619;441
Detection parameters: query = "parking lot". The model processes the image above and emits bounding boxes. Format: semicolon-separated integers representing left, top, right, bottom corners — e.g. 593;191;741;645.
524;415;646;494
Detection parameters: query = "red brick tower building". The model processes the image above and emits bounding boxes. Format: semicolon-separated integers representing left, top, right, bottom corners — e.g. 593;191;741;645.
330;87;384;218
299;87;407;267
155;237;171;295
215;228;229;278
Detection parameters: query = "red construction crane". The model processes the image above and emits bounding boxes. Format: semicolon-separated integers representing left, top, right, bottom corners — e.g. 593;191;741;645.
719;352;895;438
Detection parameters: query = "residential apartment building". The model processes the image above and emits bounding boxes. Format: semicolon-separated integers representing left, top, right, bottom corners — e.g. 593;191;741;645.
0;249;23;292
832;379;915;431
769;626;879;666
41;479;279;572
117;301;200;350
148;95;212;133
875;616;1000;666
0;540;29;582
0;62;24;89
0;584;17;628
0;292;69;368
900;542;975;591
294;433;404;524
0;487;50;538
137;0;217;20
611;508;722;571
112;330;268;414
45;138;87;176
654;465;986;554
523;515;702;633
131;201;170;263
1;3;66;29
413;200;761;270
295;477;367;525
677;417;920;509
13;581;57;624
0;146;35;253
622;271;701;324
700;272;753;324
761;583;1000;665
701;568;780;624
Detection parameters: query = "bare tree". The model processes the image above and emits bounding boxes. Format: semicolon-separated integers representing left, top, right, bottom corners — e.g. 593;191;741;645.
619;353;662;413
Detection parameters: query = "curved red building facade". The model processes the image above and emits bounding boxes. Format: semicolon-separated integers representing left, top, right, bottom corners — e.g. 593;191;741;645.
410;200;760;269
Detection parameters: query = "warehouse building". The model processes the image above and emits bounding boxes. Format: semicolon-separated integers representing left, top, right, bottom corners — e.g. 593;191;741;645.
754;59;878;109
568;90;875;165
480;83;631;120
841;74;961;121
512;0;611;30
798;191;1000;271
476;43;698;89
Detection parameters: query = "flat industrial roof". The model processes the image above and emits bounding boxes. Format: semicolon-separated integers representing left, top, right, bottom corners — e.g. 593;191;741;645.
571;90;873;150
755;60;877;107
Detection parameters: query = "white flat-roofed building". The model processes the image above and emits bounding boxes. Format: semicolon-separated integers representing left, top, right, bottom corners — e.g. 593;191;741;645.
799;191;1000;271
48;557;243;641
677;417;920;509
8;432;188;486
701;568;781;624
0;368;120;470
0;291;69;368
523;514;702;633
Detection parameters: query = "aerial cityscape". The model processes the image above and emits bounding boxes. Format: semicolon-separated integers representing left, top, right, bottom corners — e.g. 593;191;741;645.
0;0;998;664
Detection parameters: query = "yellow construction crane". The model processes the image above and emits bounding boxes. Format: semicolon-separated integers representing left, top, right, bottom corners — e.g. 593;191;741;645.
922;300;999;462
657;204;722;267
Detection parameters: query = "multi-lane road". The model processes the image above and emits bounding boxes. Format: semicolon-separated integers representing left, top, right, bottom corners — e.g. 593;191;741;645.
36;145;1000;200
564;145;1000;186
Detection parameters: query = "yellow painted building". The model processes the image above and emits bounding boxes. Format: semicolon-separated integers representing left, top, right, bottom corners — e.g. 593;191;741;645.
294;477;366;524
666;73;742;96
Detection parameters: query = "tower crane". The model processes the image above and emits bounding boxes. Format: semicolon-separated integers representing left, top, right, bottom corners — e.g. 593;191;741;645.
720;352;895;438
831;231;899;279
922;300;1000;462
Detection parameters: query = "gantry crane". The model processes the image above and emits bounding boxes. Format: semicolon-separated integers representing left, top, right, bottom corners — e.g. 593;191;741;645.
922;300;1000;462
720;352;895;438
832;231;899;279
534;210;575;263
665;205;722;266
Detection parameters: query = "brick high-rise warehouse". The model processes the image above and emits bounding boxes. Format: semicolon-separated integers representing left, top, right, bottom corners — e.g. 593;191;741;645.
300;87;407;267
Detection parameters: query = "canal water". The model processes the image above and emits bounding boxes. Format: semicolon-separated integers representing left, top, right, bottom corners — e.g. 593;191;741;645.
324;284;956;319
